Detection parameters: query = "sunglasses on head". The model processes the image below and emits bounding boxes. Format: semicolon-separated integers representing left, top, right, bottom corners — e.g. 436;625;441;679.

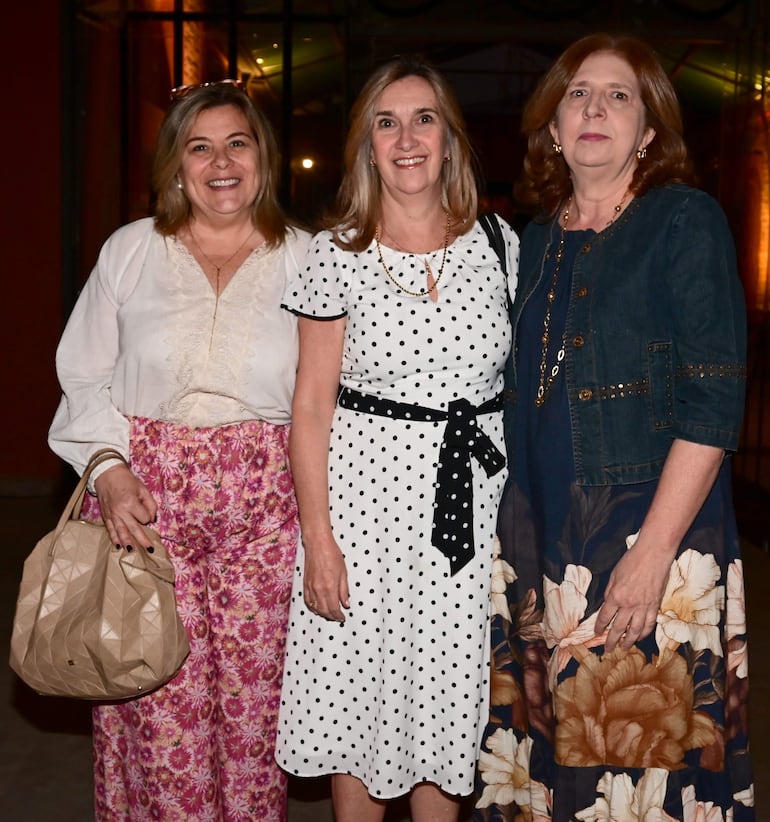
169;78;245;101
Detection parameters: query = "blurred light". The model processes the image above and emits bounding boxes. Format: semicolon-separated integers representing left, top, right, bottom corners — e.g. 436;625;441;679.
301;158;314;170
758;171;769;309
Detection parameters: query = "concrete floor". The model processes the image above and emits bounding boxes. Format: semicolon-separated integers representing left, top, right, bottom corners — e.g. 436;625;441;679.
0;494;766;821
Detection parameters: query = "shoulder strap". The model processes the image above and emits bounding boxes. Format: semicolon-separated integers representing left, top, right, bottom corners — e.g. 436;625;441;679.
478;212;507;276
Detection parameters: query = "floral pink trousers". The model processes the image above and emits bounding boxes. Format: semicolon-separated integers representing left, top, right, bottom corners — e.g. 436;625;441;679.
84;417;298;822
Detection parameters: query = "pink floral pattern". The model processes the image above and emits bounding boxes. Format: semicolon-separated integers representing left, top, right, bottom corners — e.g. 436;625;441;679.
83;416;298;821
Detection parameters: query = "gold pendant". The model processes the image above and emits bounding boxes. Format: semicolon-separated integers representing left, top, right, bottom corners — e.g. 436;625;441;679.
425;260;438;303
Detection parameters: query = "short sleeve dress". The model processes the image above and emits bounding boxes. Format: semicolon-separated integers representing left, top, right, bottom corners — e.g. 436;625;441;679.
275;218;518;799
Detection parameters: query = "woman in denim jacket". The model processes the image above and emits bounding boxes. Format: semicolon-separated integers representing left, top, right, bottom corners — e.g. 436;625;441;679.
475;34;754;821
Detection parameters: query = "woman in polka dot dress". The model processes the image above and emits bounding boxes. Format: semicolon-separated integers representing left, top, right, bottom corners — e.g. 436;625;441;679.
275;56;518;821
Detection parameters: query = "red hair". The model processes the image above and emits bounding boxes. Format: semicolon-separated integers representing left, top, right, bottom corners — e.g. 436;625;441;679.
516;33;695;218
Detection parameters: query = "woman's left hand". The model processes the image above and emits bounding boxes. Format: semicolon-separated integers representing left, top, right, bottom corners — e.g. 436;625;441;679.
595;535;672;652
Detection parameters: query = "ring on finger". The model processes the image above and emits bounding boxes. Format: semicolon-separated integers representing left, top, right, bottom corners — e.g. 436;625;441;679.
308;600;318;609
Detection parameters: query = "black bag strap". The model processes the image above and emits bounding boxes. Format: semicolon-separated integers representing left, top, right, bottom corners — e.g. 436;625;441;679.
478;212;507;276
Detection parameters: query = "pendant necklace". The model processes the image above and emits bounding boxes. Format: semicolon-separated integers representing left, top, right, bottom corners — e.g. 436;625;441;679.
535;203;569;407
375;211;451;302
535;194;627;407
189;224;256;349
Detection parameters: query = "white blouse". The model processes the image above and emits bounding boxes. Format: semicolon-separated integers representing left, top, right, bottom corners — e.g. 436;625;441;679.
49;217;311;481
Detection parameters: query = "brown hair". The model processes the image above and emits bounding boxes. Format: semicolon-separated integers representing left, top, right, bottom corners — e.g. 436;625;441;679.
516;33;695;218
153;84;288;247
326;55;480;251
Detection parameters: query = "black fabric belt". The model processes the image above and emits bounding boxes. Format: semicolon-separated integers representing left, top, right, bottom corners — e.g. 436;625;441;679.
337;386;505;575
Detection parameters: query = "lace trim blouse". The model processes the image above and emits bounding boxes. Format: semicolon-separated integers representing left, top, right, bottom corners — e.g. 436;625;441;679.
49;217;311;479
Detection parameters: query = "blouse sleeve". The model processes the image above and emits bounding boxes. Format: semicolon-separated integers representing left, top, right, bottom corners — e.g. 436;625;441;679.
48;221;152;484
667;190;747;450
282;230;351;319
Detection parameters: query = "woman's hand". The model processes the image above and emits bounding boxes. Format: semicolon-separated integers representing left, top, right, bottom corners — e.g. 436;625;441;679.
595;536;672;652
94;463;158;551
595;439;724;653
302;534;350;623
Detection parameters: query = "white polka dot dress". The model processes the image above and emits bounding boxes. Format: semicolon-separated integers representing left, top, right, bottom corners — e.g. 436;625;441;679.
276;218;518;799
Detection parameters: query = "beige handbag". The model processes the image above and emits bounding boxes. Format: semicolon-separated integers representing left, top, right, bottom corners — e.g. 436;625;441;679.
9;449;190;700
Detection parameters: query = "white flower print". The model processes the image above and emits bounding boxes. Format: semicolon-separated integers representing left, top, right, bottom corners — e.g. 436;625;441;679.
725;559;745;639
541;564;607;689
476;728;550;817
681;784;729;821
734;785;754;807
725;559;748;678
490;536;517;623
575;769;676;821
656;548;724;658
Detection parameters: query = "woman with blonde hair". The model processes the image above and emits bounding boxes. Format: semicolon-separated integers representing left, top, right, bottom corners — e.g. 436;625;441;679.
276;55;518;821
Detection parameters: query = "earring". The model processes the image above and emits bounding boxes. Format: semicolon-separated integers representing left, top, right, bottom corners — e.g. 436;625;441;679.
552;142;562;154
443;155;451;162
369;158;376;167
637;146;647;160
176;180;184;190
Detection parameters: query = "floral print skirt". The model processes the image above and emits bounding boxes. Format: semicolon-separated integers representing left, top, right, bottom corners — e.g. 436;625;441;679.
474;462;755;821
82;416;298;822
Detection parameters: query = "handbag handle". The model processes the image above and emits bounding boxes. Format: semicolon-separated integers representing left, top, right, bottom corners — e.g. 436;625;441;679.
48;448;128;554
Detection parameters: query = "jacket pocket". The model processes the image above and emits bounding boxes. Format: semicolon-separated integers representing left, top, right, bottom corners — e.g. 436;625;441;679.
647;340;674;431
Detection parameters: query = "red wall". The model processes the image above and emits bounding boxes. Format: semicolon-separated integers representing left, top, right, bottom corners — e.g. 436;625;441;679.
0;5;63;490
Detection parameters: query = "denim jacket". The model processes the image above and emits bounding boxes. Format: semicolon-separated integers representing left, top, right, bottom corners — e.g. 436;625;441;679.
507;184;747;486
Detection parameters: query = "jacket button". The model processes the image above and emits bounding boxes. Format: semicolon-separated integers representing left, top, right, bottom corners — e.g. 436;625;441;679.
581;243;592;253
573;335;585;347
578;388;593;401
577;287;588;298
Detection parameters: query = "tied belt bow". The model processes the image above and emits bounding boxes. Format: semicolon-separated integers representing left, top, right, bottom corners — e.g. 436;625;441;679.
337;387;505;575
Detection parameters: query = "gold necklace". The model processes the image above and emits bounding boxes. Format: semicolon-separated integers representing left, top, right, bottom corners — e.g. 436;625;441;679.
534;194;626;407
535;203;569;407
189;223;256;350
375;212;451;299
189;224;257;296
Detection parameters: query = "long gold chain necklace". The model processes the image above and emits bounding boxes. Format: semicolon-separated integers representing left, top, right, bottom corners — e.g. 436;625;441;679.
535;195;627;407
535;204;569;407
189;223;256;349
375;211;451;300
